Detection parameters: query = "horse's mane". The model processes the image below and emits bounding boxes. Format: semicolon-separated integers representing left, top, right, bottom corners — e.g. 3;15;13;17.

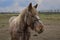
9;8;27;28
17;9;27;23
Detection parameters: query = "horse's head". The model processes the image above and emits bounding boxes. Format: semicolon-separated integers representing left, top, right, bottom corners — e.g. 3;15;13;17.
24;3;44;34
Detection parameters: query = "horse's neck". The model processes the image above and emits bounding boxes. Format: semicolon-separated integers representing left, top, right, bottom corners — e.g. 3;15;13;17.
18;13;29;30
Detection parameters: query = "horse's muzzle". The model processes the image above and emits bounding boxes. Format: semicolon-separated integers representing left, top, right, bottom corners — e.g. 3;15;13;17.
38;29;44;34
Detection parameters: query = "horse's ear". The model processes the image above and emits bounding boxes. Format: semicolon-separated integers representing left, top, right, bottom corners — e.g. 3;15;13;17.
34;4;38;8
28;3;32;11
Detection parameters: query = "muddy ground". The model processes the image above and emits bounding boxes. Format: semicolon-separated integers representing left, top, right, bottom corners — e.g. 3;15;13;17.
0;14;60;40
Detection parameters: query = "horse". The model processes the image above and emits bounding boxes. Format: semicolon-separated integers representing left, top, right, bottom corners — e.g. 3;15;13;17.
9;3;44;40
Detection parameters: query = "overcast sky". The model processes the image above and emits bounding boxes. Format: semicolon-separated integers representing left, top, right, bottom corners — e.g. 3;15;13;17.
0;0;60;12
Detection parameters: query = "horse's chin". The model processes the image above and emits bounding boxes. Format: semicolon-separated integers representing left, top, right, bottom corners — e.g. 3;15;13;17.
33;30;43;36
33;34;38;36
37;29;44;34
38;31;43;34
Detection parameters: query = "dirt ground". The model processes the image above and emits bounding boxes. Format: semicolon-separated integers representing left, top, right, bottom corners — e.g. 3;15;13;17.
0;14;60;40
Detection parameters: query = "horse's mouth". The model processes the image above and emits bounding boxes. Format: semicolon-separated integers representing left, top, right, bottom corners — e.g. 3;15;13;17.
33;34;38;36
33;29;44;36
38;29;44;34
33;30;43;36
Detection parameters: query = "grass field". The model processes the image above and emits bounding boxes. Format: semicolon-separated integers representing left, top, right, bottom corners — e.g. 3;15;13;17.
0;13;60;40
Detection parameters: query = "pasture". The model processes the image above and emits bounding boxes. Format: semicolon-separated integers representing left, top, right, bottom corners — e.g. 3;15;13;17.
0;13;60;40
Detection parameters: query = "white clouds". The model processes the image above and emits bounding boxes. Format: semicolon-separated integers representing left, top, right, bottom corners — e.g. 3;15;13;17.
0;0;43;12
0;0;60;12
0;0;25;12
34;0;43;10
0;0;6;2
10;0;26;12
39;0;60;10
0;6;25;12
0;6;24;12
35;0;43;4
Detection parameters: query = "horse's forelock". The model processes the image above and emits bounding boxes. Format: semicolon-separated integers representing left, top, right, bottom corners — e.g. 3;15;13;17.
23;7;38;25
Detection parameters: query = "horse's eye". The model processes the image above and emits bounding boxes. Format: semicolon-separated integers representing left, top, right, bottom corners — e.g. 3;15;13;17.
34;19;38;21
31;16;34;17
